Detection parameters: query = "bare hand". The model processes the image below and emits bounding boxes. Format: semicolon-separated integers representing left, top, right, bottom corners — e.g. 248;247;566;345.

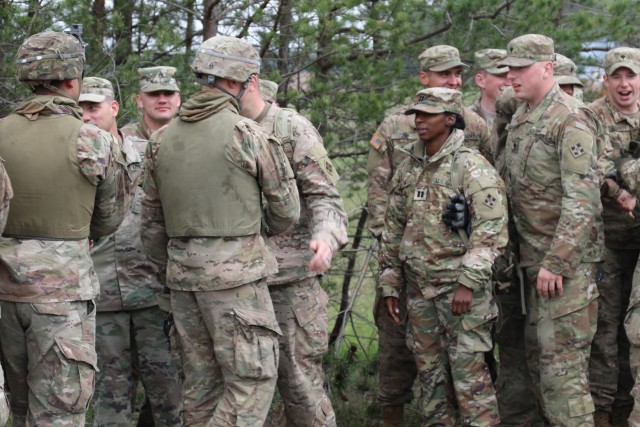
616;189;637;218
536;267;564;299
451;284;473;315
385;296;401;324
308;239;333;273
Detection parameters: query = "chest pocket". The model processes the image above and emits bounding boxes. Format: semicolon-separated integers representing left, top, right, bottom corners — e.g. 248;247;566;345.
520;125;559;187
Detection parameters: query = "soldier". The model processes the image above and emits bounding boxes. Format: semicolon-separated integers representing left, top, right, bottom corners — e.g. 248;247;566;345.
140;35;300;426
0;31;126;425
500;34;603;426
121;66;181;140
588;47;640;427
78;77;182;426
259;79;279;104
380;87;506;426
366;44;492;425
554;54;585;101
238;66;349;426
471;48;510;129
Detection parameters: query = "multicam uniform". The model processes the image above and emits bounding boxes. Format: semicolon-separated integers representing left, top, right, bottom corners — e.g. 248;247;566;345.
588;96;639;417
141;90;299;426
0;94;125;426
379;128;507;426
254;102;348;426
90;131;182;426
122;120;153;141
505;83;603;426
366;104;492;407
0;159;12;427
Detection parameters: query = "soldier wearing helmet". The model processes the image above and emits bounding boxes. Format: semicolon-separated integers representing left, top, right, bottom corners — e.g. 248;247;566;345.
0;31;126;425
140;35;300;426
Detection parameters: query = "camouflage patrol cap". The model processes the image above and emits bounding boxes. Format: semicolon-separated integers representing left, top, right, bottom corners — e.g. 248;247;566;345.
604;47;640;75
138;66;180;93
192;35;261;84
16;31;85;83
419;45;469;72
79;77;115;103
500;34;555;67
259;79;278;103
554;54;583;87
405;88;463;115
475;49;509;74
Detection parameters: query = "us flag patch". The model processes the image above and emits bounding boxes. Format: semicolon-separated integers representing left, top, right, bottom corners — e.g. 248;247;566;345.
369;132;384;150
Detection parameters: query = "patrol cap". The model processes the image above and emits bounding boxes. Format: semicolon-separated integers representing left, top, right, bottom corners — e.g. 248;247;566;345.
404;87;463;115
16;31;85;83
79;77;115;103
137;66;180;93
419;45;469;72
604;47;640;75
475;49;509;74
554;54;583;87
500;34;555;67
259;79;278;103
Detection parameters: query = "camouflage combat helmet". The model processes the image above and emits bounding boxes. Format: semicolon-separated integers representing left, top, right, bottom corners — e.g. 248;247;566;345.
16;31;85;83
191;35;261;86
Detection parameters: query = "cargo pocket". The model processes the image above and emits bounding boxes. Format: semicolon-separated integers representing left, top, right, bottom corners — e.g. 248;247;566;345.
568;394;595;418
292;288;329;358
28;337;97;413
233;308;281;380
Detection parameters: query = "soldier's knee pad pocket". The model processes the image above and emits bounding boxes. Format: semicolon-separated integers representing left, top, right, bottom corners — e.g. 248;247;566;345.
27;337;97;413
233;307;282;380
567;394;595;418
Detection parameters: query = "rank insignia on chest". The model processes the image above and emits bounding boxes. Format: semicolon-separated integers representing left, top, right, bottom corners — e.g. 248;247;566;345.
414;188;427;201
483;193;497;208
570;143;586;158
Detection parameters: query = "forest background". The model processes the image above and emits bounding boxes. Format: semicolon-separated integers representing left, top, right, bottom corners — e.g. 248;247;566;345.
1;0;639;424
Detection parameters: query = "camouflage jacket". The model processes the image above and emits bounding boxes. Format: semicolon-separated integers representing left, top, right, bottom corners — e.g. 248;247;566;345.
91;131;162;311
469;98;495;130
0;95;126;303
121;119;154;141
367;103;492;238
0;161;12;235
140;90;299;292
379;129;507;300
589;96;640;249
255;103;349;285
505;84;604;277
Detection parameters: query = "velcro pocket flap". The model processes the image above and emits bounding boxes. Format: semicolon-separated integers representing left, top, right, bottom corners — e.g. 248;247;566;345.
54;337;98;371
233;307;282;336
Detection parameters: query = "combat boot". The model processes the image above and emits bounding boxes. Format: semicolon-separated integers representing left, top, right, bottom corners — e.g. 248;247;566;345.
594;410;613;427
382;405;404;427
611;404;633;427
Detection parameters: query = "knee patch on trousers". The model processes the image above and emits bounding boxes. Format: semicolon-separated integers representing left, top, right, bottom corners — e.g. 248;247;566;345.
568;394;595;418
233;308;281;380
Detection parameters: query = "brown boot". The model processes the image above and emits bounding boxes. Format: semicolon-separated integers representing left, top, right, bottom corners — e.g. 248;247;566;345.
382;405;404;427
594;410;613;427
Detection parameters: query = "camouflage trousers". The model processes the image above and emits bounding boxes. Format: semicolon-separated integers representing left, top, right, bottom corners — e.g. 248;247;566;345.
373;283;417;406
405;281;500;426
0;300;97;427
91;306;182;426
590;247;635;412
0;363;8;426
524;264;597;427
269;277;336;427
171;280;281;427
624;255;640;426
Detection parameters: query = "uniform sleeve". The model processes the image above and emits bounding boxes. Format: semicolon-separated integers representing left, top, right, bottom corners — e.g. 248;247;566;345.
233;121;299;236
543;113;601;276
366;116;395;239
140;133;169;281
378;163;409;299
458;158;508;292
291;117;348;252
0;159;13;235
476;120;494;166
77;126;126;239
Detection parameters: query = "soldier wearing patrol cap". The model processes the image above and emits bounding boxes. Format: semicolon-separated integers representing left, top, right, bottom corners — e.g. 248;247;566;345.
554;54;584;100
0;31;126;425
78;77;183;426
471;48;510;128
380;87;506;426
501;34;603;426
140;35;300;426
589;46;640;427
366;43;493;425
121;66;181;141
